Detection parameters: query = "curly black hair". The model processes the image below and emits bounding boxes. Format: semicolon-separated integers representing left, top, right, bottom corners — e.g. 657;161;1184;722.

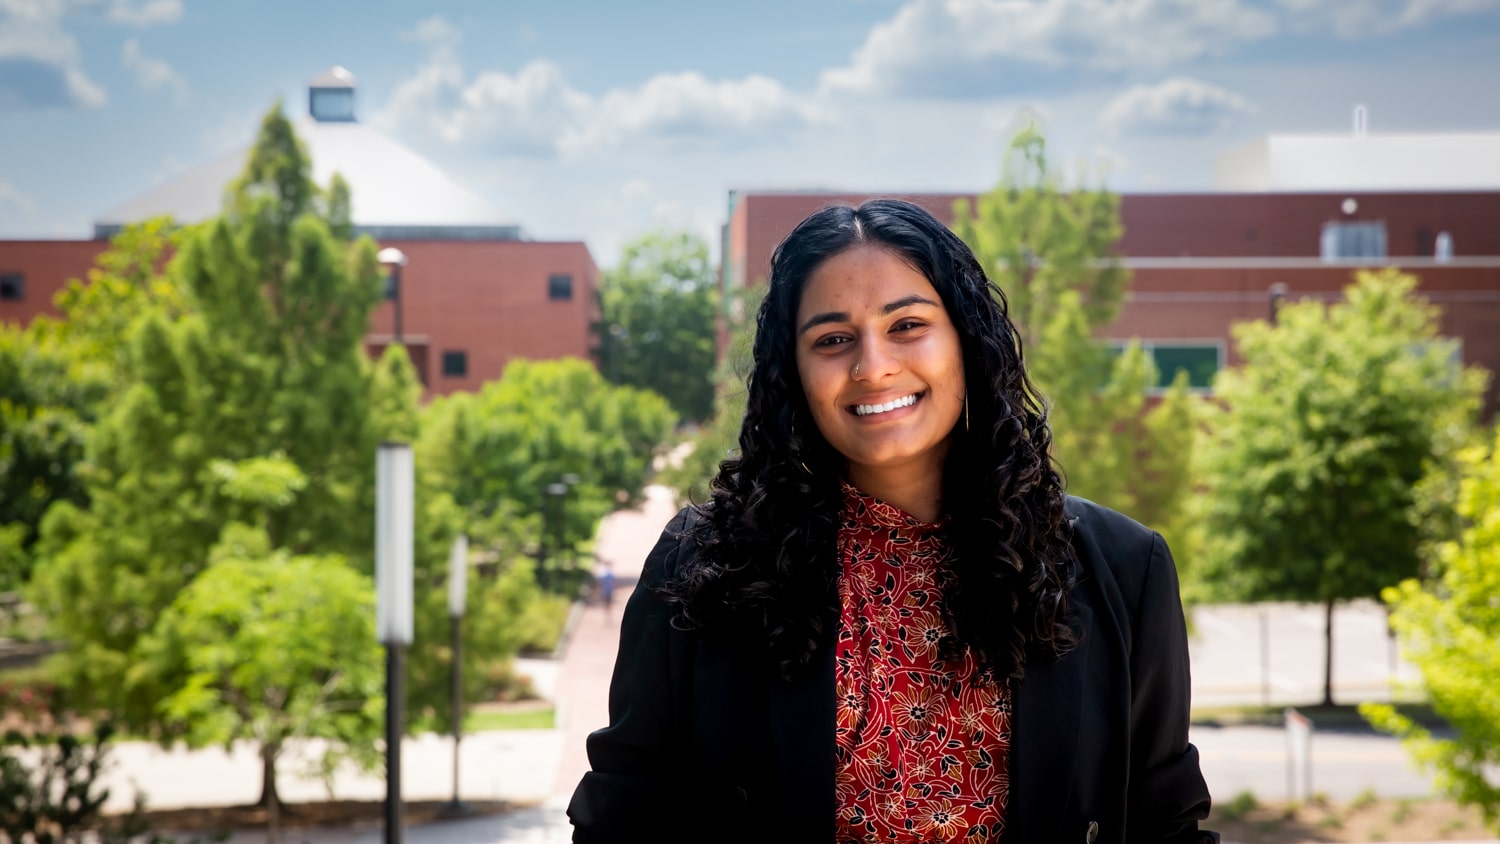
661;198;1078;683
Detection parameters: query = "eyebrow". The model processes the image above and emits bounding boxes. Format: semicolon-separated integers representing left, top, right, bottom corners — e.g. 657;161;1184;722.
797;295;941;336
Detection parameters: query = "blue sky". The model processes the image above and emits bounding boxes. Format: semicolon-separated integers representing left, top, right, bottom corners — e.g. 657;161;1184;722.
3;0;1499;264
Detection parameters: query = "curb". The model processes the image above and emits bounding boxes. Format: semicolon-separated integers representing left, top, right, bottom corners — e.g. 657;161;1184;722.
549;594;590;663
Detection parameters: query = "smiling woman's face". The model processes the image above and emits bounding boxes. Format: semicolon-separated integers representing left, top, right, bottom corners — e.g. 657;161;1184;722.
794;244;966;482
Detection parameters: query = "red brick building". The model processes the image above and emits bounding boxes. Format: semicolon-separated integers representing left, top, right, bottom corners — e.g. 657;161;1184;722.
0;67;599;397
723;189;1500;409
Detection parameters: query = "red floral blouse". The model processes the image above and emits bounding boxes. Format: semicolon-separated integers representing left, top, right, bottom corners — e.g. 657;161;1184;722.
834;482;1012;844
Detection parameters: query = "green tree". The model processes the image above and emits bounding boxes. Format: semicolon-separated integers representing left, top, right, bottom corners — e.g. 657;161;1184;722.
0;220;180;590
38;218;186;383
1362;427;1500;832
400;357;674;729
1197;269;1486;705
952;124;1128;351
372;343;422;444
421;358;675;547
419;358;675;587
365;343;544;733
661;285;763;504
148;520;383;844
599;230;718;422
0;330;96;589
953;129;1199;542
29;104;386;806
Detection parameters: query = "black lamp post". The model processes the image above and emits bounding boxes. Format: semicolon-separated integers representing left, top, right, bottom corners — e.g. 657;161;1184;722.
376;443;414;844
559;474;580;567
544;482;568;588
378;247;408;345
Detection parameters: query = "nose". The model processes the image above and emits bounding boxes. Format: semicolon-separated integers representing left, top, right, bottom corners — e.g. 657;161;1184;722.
852;336;900;382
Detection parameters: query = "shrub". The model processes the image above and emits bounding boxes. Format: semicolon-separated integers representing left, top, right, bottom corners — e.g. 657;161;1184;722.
0;725;173;843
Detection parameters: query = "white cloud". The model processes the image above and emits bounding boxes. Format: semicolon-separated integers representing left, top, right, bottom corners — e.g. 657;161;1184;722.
0;179;38;215
820;0;1500;98
619;177;652;203
449;62;593;153
0;9;105;108
1275;0;1500;38
199;106;258;153
375;15;820;158
121;36;186;100
1100;76;1258;134
820;0;1278;97
559;71;824;154
2;0;183;25
0;0;181;109
405;12;460;49
90;0;183;26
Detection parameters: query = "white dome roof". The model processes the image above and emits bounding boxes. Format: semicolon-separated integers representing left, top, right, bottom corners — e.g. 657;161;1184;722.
97;90;521;241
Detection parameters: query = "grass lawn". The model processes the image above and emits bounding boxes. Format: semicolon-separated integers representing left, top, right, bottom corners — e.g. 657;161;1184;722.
1209;792;1494;843
464;705;555;732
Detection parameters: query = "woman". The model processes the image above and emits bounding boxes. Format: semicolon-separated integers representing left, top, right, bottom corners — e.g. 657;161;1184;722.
568;200;1216;844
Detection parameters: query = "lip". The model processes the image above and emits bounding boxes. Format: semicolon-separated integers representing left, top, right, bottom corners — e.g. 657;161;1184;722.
846;390;927;419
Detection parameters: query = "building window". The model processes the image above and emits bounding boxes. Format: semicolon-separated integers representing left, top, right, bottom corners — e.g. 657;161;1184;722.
548;273;573;301
310;88;356;122
441;350;468;378
1320;221;1387;260
0;273;23;301
1110;340;1224;392
1435;231;1454;263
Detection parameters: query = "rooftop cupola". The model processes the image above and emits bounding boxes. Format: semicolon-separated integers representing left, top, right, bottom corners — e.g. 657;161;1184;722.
309;66;357;123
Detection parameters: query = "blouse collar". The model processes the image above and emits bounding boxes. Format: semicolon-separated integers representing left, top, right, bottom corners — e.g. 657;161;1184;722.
839;479;946;533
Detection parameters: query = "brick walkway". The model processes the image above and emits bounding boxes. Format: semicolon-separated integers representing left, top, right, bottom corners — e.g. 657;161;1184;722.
550;484;680;800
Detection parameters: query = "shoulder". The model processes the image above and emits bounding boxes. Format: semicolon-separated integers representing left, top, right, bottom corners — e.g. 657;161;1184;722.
1064;495;1158;559
1063;495;1171;614
639;505;710;588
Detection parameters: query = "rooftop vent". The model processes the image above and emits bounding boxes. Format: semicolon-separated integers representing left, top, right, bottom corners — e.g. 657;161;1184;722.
309;66;357;123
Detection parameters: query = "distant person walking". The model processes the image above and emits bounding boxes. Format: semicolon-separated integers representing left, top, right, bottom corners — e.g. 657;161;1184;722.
596;558;617;622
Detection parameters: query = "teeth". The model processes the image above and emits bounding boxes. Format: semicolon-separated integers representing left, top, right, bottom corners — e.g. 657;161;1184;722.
855;394;918;417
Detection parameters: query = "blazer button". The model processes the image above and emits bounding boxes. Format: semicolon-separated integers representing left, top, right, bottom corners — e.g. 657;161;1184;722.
1086;820;1099;843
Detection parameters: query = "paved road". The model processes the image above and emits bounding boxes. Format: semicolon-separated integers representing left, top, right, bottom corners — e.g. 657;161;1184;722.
101;486;1458;843
1190;601;1417;708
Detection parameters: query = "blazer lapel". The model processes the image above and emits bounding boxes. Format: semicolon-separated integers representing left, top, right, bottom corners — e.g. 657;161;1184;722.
767;635;836;840
1008;595;1093;844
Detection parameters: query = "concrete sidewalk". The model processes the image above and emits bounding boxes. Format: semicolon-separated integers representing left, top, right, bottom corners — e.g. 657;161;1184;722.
549;484;678;799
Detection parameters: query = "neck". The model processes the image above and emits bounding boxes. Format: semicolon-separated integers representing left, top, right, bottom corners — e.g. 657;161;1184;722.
847;458;946;524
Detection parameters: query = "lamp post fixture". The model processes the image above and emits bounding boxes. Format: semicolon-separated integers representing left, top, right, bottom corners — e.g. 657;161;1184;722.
377;247;408;345
441;533;470;817
1269;282;1289;326
375;443;415;844
540;482;569;590
607;324;626;382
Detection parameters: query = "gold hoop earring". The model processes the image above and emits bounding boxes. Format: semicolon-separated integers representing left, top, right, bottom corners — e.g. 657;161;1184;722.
800;460;813;474
965;392;970;432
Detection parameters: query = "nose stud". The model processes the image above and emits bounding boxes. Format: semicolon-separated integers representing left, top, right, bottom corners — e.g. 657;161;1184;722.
853;363;861;377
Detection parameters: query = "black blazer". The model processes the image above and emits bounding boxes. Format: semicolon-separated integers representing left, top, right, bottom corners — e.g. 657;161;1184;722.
568;497;1217;844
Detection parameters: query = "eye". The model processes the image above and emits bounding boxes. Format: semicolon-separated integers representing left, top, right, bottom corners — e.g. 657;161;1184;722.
892;319;926;333
813;334;851;348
